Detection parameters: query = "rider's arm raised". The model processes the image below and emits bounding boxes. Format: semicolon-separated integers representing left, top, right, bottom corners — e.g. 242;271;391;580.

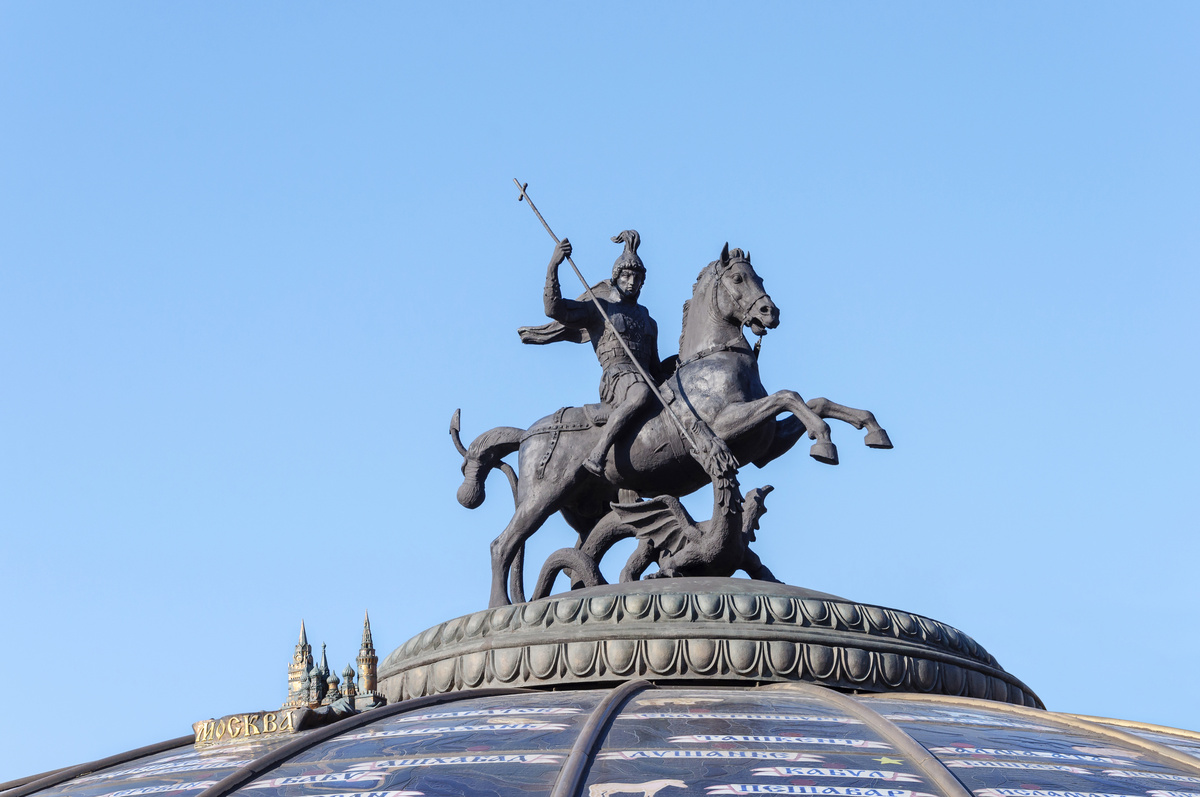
543;238;594;327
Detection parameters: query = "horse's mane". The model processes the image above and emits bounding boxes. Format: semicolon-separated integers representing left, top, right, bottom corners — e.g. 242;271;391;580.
678;248;752;351
679;262;717;352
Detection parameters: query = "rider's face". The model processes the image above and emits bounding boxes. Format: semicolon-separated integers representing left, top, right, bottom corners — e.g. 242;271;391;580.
615;269;643;299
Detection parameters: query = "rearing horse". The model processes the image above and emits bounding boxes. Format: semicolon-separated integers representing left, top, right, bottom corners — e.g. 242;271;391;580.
455;244;891;607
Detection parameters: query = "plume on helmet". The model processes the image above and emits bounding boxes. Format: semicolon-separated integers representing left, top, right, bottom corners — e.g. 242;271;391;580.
611;229;645;281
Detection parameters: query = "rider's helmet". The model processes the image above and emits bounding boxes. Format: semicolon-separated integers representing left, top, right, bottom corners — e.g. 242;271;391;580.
610;229;645;283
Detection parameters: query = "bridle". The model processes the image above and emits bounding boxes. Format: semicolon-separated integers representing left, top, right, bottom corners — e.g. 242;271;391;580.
709;258;769;330
675;261;768;370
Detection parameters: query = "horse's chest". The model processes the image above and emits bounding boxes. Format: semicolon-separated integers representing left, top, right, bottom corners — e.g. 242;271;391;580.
679;355;762;416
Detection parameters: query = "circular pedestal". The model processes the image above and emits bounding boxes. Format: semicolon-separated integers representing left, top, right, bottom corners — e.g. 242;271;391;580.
378;578;1041;707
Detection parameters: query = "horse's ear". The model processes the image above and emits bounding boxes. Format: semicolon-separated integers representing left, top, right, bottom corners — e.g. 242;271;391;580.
720;242;730;265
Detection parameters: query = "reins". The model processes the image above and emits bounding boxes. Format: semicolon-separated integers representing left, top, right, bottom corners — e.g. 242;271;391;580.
677;340;756;369
708;259;769;329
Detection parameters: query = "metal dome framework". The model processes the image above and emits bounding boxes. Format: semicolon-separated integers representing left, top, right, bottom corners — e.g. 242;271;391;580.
5;682;1200;797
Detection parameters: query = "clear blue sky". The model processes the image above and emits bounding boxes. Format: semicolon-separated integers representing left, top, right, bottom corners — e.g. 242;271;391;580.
2;1;1197;779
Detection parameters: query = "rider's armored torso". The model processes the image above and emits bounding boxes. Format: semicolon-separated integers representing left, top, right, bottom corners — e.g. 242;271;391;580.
592;296;657;371
520;229;665;478
589;292;659;407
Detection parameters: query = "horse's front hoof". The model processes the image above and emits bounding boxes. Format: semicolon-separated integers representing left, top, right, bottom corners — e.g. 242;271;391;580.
810;441;839;465
865;428;893;449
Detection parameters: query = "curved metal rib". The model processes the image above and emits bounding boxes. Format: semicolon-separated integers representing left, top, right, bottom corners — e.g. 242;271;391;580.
3;734;195;797
1062;712;1200;745
194;688;530;797
549;679;653;797
866;693;1200;775
762;683;974;797
0;766;69;794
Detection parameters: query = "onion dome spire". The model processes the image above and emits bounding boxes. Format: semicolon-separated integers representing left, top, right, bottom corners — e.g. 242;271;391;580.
285;619;314;708
358;610;378;695
323;668;342;704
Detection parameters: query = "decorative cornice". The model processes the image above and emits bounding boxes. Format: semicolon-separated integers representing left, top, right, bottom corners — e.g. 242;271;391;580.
378;580;1042;708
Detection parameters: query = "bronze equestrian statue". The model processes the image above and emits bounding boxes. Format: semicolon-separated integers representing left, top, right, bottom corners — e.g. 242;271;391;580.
518;231;667;478
454;235;892;608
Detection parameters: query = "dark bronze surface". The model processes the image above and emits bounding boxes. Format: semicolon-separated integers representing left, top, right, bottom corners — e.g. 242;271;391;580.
457;188;892;607
378;579;1041;708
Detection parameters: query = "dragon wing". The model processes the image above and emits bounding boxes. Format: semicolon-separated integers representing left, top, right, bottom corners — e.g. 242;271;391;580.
608;496;698;555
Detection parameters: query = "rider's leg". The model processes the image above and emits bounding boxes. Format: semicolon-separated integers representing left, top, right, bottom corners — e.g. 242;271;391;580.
583;381;653;476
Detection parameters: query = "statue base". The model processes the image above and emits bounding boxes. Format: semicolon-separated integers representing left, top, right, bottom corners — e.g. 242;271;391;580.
378;578;1041;708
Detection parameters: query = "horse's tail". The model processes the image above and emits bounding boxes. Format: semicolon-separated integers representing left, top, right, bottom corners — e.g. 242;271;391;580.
531;548;607;601
451;409;522;509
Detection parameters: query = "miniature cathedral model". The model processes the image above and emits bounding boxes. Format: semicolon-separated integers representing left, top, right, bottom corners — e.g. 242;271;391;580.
283;612;379;710
357;610;378;695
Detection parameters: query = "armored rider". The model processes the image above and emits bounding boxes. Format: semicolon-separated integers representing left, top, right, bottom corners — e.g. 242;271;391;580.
525;231;664;477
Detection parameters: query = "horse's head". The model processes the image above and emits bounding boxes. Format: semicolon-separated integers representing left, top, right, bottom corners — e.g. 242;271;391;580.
712;242;779;336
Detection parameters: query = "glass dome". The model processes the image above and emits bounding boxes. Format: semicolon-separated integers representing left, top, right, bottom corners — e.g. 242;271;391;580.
7;683;1200;797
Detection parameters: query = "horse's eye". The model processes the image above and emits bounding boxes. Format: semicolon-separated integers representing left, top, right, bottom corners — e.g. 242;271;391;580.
733;275;743;283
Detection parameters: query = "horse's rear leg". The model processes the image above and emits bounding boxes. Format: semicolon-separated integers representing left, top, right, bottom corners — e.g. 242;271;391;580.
620;540;656;583
561;506;600;591
580;511;637;583
490;501;558;608
807;397;893;449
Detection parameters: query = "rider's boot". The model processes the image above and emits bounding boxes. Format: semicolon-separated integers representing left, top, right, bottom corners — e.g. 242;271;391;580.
583;382;652;478
582;442;610;477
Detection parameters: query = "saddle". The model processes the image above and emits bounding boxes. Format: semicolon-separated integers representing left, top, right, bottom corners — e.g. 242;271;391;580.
584;377;677;426
523;381;682;480
583;402;611;427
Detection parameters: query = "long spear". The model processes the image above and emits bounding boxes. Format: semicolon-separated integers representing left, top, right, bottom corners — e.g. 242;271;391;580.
514;178;702;454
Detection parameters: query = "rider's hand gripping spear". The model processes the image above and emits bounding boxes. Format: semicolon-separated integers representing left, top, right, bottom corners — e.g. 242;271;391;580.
513;179;733;478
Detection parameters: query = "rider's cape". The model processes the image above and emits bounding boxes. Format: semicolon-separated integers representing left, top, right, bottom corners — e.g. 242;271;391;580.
517;280;613;346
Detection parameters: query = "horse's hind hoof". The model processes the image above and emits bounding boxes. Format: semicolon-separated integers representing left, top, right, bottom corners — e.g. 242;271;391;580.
865;428;893;449
810;441;839;465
